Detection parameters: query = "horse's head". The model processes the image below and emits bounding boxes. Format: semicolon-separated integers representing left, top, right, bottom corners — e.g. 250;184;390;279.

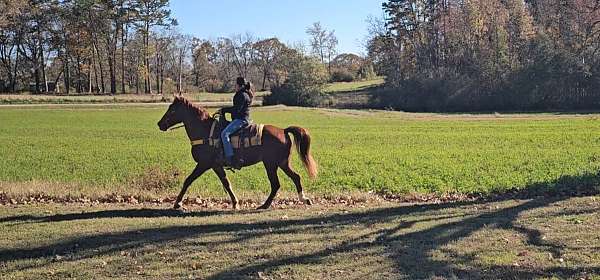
157;96;187;131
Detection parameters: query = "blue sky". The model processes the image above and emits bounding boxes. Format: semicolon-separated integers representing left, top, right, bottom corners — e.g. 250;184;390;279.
168;0;386;55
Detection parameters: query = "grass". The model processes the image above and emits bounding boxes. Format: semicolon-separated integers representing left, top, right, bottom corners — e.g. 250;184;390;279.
1;193;599;279
1;106;600;200
324;78;384;93
1;102;599;279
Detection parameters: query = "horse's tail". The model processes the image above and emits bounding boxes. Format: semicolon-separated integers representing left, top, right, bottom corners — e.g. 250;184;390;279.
284;126;318;179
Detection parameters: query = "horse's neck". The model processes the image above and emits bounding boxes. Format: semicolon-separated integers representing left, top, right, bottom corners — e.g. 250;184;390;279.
183;112;213;141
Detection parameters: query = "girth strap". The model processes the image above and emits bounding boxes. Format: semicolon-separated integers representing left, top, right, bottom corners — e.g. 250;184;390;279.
190;139;205;146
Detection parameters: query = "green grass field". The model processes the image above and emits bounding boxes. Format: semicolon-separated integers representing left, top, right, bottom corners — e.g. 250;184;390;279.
1;105;599;200
2;105;600;279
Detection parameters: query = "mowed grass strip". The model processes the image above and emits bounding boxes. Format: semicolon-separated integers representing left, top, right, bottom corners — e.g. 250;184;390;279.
1;106;600;197
0;195;598;279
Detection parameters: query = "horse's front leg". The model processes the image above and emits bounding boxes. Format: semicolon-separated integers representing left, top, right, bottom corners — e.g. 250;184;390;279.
174;164;210;210
213;167;238;209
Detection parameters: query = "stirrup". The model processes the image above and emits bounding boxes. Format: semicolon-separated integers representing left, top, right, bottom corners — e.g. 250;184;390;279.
225;156;243;171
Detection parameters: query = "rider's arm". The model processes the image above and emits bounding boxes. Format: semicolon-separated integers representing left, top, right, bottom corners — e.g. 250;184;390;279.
221;106;234;114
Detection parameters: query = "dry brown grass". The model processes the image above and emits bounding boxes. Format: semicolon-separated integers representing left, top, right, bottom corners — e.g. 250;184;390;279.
1;195;598;279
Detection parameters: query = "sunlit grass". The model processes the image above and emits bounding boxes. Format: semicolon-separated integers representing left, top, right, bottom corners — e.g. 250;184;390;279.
324;77;384;93
0;106;599;197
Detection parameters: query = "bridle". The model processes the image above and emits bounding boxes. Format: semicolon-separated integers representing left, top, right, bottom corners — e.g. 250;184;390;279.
162;109;184;131
169;124;185;131
163;105;221;132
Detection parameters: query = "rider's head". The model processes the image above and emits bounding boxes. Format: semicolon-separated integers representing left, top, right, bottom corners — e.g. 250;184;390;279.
235;77;246;92
235;77;254;98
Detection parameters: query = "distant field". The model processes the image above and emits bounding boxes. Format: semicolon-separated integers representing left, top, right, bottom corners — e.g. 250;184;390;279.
0;91;268;105
325;78;384;93
0;78;382;107
1;105;599;200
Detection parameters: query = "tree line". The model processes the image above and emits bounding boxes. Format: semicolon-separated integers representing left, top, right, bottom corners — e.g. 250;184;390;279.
4;0;596;112
369;0;600;111
0;0;374;96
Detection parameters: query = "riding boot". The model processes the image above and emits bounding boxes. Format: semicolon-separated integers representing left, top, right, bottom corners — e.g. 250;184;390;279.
226;155;243;170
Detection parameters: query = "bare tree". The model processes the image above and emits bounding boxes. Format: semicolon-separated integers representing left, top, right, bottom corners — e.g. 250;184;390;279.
306;22;337;73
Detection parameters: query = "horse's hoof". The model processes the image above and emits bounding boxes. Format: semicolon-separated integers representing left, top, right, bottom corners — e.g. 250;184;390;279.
257;204;270;210
232;203;239;210
305;198;313;205
173;202;183;210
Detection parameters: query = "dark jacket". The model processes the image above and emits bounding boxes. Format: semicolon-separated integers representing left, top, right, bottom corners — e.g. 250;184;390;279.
222;89;252;120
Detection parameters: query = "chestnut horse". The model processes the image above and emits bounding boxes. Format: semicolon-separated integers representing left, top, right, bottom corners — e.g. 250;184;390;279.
157;96;318;209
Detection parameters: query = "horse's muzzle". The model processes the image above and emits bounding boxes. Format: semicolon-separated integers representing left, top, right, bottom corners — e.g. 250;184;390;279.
158;122;168;131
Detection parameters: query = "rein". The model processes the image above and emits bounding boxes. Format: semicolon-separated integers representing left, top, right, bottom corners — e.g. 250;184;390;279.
169;124;185;131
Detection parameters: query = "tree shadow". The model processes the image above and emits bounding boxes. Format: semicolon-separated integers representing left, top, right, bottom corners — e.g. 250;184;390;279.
0;172;598;278
0;208;243;225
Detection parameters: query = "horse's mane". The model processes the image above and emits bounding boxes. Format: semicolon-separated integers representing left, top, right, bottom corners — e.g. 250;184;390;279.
175;96;212;122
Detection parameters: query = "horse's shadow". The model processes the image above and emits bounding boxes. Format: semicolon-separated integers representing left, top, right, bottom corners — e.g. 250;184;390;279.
1;172;599;279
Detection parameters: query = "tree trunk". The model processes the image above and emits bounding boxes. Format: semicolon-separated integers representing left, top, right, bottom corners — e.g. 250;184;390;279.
121;22;127;94
92;51;99;93
88;58;92;93
107;29;117;95
39;34;48;93
144;23;152;94
92;34;105;93
155;41;160;94
160;55;164;96
64;40;70;95
32;43;40;94
262;68;268;90
76;54;82;93
11;48;19;92
178;49;183;93
135;54;140;94
53;68;63;94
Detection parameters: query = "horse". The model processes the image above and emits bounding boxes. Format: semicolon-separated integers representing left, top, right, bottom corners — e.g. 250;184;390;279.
157;96;318;210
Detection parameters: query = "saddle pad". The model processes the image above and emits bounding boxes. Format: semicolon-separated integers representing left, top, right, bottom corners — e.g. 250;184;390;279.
209;123;264;149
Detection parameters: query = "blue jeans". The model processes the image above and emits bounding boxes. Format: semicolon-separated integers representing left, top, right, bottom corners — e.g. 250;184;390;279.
221;119;248;158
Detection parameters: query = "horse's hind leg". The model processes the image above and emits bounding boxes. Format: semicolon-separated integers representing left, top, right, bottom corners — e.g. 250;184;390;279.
280;161;313;205
258;162;281;210
174;164;210;210
213;167;238;209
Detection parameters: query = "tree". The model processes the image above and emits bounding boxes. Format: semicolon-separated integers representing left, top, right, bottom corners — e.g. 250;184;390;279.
0;0;28;92
330;53;364;79
230;33;256;78
192;39;218;91
306;22;338;73
373;0;600;111
253;38;286;90
132;0;174;94
264;57;328;106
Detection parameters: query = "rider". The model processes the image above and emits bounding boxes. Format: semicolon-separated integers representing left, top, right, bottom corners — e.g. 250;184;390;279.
220;77;254;168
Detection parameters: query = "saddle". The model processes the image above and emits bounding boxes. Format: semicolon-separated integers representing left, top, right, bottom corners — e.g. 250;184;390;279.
206;115;264;150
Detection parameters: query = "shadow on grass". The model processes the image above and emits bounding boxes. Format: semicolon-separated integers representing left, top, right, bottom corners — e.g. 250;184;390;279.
0;208;241;224
1;172;599;279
